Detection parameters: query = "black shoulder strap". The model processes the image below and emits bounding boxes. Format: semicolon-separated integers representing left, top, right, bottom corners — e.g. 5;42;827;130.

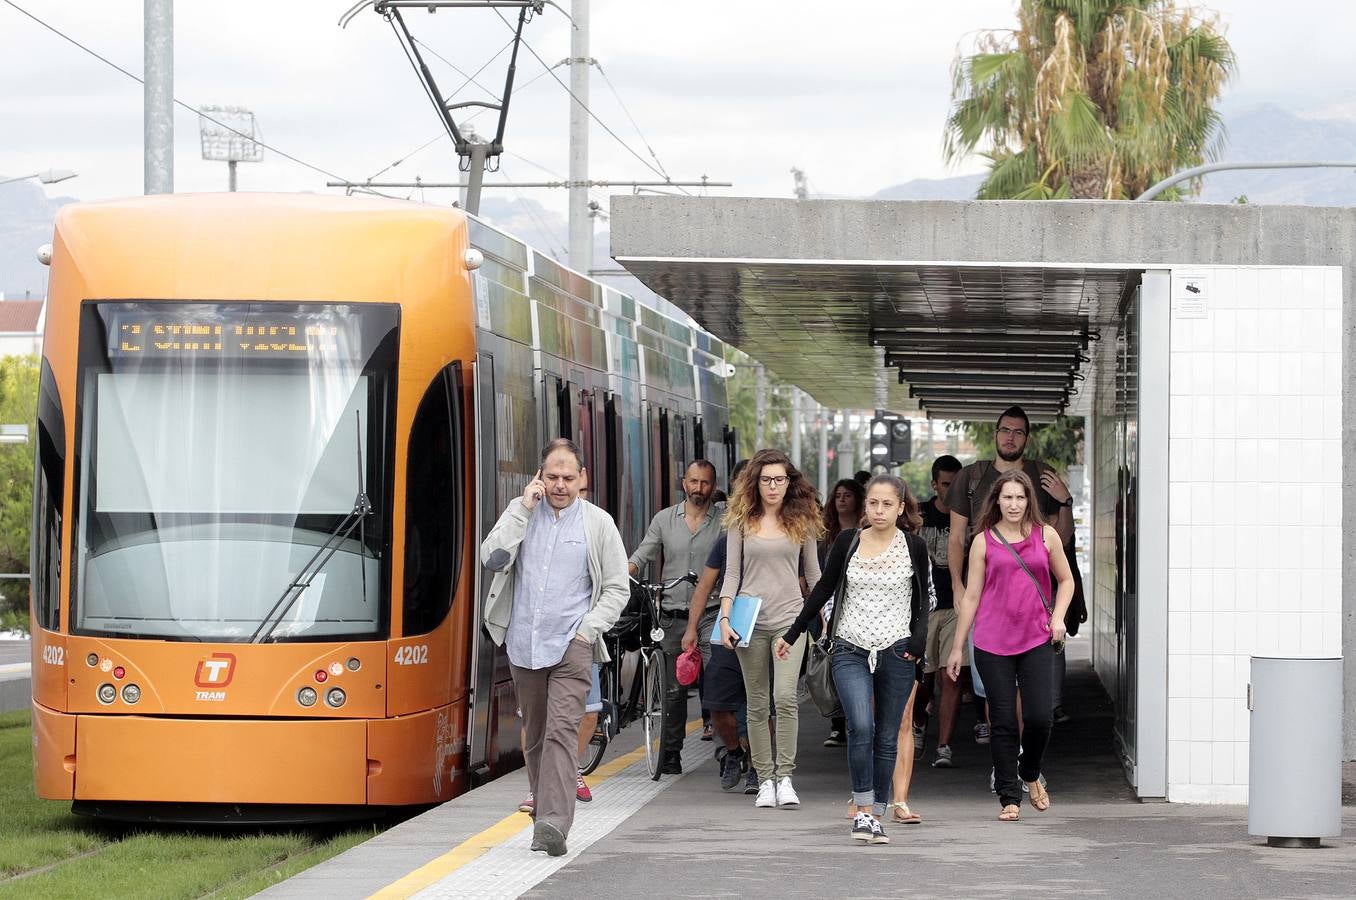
967;460;992;499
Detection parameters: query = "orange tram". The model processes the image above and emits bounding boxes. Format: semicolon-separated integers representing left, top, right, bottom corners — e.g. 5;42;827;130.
30;193;732;822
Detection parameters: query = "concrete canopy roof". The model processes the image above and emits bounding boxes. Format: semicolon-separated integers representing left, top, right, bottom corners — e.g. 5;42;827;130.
610;196;1356;419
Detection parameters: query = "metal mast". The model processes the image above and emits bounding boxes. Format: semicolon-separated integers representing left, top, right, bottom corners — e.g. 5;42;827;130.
567;0;591;271
144;0;173;194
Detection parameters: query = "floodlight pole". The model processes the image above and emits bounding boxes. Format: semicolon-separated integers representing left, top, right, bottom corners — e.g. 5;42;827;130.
144;0;173;194
228;159;237;192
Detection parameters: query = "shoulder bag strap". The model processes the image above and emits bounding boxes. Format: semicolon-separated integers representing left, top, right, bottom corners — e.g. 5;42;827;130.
991;528;1054;619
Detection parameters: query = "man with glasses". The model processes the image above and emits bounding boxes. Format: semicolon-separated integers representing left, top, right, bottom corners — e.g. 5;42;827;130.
629;459;725;774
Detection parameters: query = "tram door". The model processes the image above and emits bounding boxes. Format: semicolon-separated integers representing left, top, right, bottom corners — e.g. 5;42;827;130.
468;351;500;779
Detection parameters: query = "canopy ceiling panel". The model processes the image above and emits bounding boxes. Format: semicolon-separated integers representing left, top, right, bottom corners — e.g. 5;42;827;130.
616;257;1138;420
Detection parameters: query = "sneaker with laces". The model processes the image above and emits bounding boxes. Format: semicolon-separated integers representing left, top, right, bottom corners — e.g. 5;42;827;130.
868;817;890;845
932;744;954;768
744;767;759;794
823;729;845;747
754;779;777;808
518;793;535;814
719;749;743;792
775;776;800;808
851;811;874;843
575;773;592;802
974;722;991;744
701;723;714;741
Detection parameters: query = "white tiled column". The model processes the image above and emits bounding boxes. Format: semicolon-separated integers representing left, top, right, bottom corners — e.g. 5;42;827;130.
1165;265;1343;803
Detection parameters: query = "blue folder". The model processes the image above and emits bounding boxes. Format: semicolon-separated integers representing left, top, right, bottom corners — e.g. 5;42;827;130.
710;594;762;648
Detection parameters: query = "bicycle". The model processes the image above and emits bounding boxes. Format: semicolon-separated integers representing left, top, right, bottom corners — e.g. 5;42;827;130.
579;571;696;781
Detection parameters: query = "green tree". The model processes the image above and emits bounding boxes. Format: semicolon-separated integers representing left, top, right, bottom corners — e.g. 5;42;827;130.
0;355;38;628
945;0;1236;200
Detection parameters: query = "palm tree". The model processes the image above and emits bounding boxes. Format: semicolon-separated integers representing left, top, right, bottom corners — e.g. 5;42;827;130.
944;0;1237;200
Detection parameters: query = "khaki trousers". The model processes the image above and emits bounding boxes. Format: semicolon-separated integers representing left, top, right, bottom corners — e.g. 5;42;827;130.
510;638;593;836
736;627;806;781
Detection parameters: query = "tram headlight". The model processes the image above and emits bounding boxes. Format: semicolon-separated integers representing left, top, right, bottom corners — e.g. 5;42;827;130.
346;657;361;672
121;684;141;704
86;653;99;668
297;687;318;707
325;688;347;708
96;683;117;705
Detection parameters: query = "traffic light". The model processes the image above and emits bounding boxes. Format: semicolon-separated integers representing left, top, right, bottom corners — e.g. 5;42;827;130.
890;418;912;464
869;413;890;465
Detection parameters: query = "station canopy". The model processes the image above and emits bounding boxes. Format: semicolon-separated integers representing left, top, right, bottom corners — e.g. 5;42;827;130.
610;197;1142;421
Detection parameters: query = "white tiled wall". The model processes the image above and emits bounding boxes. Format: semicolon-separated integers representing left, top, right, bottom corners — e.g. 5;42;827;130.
1165;265;1343;804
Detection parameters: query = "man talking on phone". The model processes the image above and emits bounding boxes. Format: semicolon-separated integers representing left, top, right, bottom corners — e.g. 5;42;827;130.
480;438;630;857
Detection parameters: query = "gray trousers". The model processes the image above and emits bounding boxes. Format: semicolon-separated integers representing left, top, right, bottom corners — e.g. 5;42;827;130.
511;639;593;837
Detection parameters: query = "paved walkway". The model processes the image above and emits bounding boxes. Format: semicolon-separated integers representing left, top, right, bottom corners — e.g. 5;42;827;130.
269;640;1356;899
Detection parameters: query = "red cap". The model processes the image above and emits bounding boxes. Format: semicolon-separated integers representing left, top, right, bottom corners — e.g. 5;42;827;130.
675;645;702;687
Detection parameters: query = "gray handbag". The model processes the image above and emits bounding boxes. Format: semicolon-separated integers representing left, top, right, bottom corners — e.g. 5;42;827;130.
804;530;861;719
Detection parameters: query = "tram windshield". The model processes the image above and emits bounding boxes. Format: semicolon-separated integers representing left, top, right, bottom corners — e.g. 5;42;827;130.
73;302;398;643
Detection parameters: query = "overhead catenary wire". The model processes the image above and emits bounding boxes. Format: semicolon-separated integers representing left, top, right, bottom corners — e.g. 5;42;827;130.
366;63;558;181
492;8;680;188
593;59;672;183
0;0;361;188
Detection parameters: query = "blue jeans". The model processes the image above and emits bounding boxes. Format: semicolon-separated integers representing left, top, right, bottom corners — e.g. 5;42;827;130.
831;637;917;816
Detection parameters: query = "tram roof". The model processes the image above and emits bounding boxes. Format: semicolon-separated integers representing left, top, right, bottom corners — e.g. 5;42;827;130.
610;196;1355;420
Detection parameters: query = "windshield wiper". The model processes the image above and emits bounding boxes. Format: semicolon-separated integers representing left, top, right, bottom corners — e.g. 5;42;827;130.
250;411;372;644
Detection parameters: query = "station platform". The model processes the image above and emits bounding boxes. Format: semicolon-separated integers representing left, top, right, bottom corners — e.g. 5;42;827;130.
264;641;1356;899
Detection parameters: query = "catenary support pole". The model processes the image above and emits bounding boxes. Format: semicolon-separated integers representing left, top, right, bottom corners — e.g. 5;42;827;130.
567;0;591;271
790;387;802;467
144;0;173;194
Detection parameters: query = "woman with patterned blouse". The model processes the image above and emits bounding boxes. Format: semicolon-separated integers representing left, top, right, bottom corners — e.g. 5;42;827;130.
778;475;931;845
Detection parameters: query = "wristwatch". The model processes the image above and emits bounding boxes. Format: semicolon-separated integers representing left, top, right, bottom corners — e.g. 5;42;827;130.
1060;497;1073;508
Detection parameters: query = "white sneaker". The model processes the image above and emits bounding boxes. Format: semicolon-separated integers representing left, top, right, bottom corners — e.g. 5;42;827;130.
775;776;800;808
755;779;777;808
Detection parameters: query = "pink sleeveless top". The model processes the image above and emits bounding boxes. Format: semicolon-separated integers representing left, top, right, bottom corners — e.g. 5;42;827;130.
972;527;1052;656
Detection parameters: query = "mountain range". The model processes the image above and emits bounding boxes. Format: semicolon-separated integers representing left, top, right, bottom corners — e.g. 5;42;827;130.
4;104;1356;302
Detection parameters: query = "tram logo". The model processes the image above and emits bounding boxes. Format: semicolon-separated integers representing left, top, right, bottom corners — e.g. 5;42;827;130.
194;653;237;688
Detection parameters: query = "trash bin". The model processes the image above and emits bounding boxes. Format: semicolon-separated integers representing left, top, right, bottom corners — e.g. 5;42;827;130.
1247;656;1342;848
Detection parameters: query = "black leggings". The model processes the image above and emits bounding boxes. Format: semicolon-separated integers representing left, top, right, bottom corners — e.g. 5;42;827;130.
973;641;1055;807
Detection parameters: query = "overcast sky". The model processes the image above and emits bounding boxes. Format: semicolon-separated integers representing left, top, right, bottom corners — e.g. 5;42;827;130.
4;0;1356;232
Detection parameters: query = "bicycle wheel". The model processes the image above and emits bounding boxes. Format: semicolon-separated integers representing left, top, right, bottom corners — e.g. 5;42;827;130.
641;647;668;781
579;727;608;776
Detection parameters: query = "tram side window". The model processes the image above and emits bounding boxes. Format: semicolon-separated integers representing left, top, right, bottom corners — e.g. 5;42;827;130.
403;363;464;636
32;361;64;632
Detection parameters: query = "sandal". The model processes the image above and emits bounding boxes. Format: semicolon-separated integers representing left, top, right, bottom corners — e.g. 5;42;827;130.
1026;780;1051;811
998;804;1020;822
889;802;922;825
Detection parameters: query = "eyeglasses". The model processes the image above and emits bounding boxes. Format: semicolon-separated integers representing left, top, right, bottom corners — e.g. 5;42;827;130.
758;475;789;486
996;426;1027;438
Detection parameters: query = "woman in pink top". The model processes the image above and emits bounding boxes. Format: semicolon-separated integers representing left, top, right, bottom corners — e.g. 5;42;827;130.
945;470;1073;821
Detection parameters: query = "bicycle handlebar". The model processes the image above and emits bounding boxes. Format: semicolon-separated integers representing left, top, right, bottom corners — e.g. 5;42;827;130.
628;571;698;593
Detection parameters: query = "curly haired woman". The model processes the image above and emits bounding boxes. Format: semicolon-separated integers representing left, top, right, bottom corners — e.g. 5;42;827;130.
718;448;823;809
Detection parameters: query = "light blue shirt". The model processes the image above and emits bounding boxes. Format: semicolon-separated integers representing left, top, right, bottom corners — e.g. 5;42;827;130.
506;497;593;669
